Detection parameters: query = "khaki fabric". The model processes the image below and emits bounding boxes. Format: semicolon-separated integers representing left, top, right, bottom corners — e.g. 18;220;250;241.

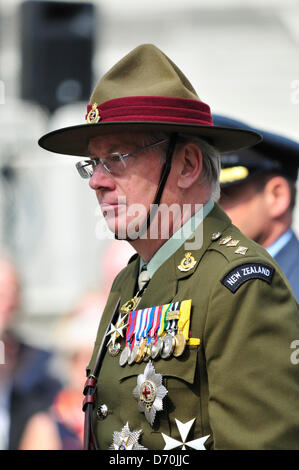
87;204;299;450
38;44;261;157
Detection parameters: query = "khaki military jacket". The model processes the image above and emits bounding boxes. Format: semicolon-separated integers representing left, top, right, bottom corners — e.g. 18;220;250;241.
87;204;299;450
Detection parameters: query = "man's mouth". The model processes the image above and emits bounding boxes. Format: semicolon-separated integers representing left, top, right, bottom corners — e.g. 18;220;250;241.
100;202;126;217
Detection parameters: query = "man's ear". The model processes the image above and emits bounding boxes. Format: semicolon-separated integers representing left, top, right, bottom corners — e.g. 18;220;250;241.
177;143;203;189
265;176;291;218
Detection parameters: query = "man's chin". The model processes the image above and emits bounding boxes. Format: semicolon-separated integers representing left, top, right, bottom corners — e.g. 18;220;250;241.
103;216;128;240
104;216;147;241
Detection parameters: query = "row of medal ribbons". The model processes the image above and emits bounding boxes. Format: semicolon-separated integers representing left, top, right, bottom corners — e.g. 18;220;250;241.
118;299;192;366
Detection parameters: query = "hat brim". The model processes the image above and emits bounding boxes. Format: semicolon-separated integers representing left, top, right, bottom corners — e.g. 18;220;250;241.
220;167;270;187
38;121;262;157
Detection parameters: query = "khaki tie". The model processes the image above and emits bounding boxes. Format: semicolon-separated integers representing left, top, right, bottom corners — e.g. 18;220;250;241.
138;265;150;291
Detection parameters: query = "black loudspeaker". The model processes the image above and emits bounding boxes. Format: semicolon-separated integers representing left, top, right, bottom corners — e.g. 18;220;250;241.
20;0;95;113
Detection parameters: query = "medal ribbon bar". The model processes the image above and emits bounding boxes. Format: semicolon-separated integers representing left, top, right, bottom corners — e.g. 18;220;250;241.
178;299;192;340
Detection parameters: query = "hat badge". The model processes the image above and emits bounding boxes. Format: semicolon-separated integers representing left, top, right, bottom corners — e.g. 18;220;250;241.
86;102;101;124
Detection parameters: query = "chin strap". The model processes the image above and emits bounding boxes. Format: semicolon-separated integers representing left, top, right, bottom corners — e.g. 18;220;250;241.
115;132;178;241
82;136;178;449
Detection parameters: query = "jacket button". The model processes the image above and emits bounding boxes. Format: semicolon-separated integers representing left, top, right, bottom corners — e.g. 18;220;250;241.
96;403;112;420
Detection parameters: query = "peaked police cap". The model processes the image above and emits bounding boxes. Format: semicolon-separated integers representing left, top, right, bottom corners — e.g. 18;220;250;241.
213;114;299;186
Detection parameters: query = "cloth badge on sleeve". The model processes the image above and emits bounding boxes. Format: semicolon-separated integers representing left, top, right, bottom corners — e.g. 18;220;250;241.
221;262;274;293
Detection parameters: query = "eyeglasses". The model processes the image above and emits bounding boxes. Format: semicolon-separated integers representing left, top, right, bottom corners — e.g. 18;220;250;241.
76;139;168;179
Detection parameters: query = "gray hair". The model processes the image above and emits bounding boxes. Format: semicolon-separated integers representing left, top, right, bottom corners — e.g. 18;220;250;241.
141;131;221;201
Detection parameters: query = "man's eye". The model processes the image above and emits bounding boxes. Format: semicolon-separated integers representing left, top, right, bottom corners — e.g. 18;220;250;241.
110;154;122;162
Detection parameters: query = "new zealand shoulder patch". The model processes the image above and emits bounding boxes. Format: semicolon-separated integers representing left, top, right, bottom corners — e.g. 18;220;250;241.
221;262;275;293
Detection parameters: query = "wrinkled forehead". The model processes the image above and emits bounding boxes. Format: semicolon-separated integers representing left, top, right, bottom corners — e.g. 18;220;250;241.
87;131;153;155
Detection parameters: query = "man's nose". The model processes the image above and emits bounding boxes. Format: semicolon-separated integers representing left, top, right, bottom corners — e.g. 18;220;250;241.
89;166;116;191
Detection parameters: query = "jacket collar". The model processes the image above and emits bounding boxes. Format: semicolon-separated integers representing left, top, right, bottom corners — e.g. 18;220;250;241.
118;204;231;309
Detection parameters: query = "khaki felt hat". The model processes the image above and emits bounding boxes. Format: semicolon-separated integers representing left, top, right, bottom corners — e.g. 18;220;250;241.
38;44;262;156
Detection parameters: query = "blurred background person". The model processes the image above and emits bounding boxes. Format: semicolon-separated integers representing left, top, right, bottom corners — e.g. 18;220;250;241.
19;240;135;450
19;291;100;450
213;115;299;300
0;253;61;450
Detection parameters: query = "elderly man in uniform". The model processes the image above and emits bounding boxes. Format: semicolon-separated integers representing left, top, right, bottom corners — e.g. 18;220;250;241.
39;44;299;450
213;115;299;300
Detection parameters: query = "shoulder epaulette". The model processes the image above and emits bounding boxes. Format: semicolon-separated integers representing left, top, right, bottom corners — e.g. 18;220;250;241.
209;230;251;262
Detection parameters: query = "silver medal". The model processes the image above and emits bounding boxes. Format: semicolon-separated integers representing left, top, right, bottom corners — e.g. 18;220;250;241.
150;337;163;359
119;344;131;366
161;334;175;359
128;343;139;365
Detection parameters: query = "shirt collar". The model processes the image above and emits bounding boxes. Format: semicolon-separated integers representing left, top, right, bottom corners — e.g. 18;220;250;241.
140;199;214;277
266;229;293;258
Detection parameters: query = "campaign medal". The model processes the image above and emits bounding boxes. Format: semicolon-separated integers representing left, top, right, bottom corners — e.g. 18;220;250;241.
133;361;167;426
161;418;209;450
178;252;196;272
161;302;179;359
173;299;191;357
150;305;166;359
109;422;147;450
128;308;145;365
106;312;128;356
161;334;175;359
120;309;137;366
135;338;147;363
135;308;151;363
137;307;155;363
167;303;181;357
119;344;131;367
128;343;139;365
153;303;171;359
150;337;164;359
173;333;186;357
143;342;151;362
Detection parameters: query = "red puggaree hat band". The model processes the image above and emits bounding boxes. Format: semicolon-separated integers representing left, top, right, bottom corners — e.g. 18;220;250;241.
85;96;213;126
